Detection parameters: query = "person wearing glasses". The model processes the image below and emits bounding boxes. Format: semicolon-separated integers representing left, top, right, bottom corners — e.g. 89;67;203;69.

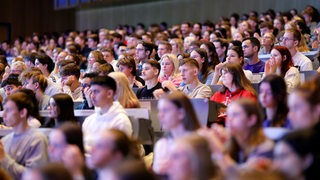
281;28;313;71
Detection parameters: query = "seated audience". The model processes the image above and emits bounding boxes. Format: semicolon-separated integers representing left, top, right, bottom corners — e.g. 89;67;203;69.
117;56;144;88
158;54;182;87
1;92;48;179
242;37;265;73
264;46;300;93
190;48;214;85
210;63;256;106
46;93;76;127
59;63;83;102
136;60;162;99
153;91;200;174
82;76;132;151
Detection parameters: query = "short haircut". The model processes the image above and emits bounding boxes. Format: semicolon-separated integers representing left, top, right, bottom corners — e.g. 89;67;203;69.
138;41;154;57
91;75;117;93
259;21;274;29
99;47;115;58
180;58;200;70
4;92;34;117
83;72;99;79
158;41;172;51
88;34;98;42
97;63;114;75
144;59;160;75
23;71;48;92
23;52;37;65
242;37;261;51
285;28;302;42
117;56;137;76
1;74;21;87
59;63;80;79
36;54;55;73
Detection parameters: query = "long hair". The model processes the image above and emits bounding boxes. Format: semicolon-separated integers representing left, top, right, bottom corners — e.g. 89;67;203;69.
227;99;266;162
108;72;141;108
176;134;220;180
220;63;256;96
161;91;200;131
259;75;288;127
51;93;76;124
192;48;211;82
228;45;245;66
159;53;180;80
201;41;220;69
272;46;293;77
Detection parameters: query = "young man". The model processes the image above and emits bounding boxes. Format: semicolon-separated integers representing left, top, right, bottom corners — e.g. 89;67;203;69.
242;37;265;73
76;72;98;110
1;73;22;98
82;76;132;150
0;92;48;179
213;39;228;62
157;41;172;59
136;60;161;99
21;70;50;110
135;41;154;73
154;58;212;99
281;28;313;71
59;63;83;102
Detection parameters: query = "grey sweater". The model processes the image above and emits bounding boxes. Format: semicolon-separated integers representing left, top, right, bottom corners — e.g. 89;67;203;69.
1;128;48;179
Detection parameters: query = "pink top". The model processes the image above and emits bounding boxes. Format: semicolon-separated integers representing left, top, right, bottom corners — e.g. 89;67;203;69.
159;75;183;87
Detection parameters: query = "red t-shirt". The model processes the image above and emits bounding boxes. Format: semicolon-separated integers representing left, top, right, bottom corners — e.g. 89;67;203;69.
210;88;256;106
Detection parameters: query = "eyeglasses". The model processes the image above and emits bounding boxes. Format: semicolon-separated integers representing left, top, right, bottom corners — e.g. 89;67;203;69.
279;37;295;42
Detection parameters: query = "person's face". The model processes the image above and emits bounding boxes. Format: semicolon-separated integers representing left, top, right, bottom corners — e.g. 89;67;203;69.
4;85;19;97
10;66;24;75
102;51;114;63
24;60;34;69
87;38;97;49
259;82;276;108
23;78;37;91
157;99;184;131
56;52;67;63
92;62;100;72
226;102;251;136
90;132;116;169
202;31;210;41
180;64;196;85
273;19;282;30
280;32;296;49
270;49;283;64
88;53;97;67
181;24;190;35
213;42;225;59
161;57;174;76
60;75;74;86
209;33;218;42
193;24;201;34
35;59;47;74
242;40;255;58
288;92;318;130
226;49;242;64
157;44;169;58
168;142;193;180
117;46;127;56
48;98;59;119
3;100;23;127
118;65;132;77
169;40;178;54
200;44;210;59
47;129;67;162
239;21;249;32
141;63;158;81
262;34;274;46
190;50;204;69
135;44;147;61
273;142;308;179
90;85;113;107
233;32;244;41
221;69;234;89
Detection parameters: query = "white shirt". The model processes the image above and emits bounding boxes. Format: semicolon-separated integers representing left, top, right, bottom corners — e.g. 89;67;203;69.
292;52;313;71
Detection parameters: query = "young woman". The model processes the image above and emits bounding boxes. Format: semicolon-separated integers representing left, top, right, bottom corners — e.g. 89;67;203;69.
264;46;300;93
189;48;214;85
86;50;104;73
210;63;256;106
117;56;144;88
200;41;220;69
259;74;291;128
108;72;141;108
168;134;220;180
212;46;253;84
158;54;182;87
153;91;200;174
273;130;318;180
47;93;76;127
288;75;320;130
47;122;94;180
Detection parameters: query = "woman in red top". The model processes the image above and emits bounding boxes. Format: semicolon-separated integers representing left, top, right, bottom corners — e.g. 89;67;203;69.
210;63;256;106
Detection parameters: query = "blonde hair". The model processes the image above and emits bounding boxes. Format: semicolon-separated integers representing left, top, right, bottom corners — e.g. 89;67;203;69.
159;53;180;80
108;72;141;108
